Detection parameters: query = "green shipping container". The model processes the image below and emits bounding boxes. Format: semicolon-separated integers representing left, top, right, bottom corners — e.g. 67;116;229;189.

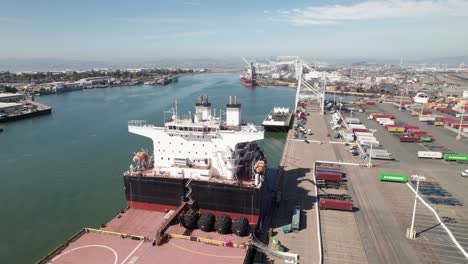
443;153;468;162
378;173;408;183
420;137;432;142
365;109;379;113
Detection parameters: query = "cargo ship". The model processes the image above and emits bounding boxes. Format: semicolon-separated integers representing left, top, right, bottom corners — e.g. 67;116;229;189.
38;95;270;264
125;95;269;224
240;62;257;88
240;75;257;88
262;107;293;132
0;101;52;123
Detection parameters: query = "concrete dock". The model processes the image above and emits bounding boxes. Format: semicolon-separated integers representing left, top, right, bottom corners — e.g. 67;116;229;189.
266;101;468;264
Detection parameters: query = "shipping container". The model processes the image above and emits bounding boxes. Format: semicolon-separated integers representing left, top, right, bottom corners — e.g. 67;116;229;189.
319;198;353;212
352;128;369;133
400;136;418;142
345;117;361;124
452;124;468;129
434;121;444;126
378;173;408;183
365;109;379;113
316;165;341;170
417;151;443;159
357;136;378;143
388;127;405;133
359;140;380;146
316;172;342;182
355;132;374;137
316;167;342;174
370;152;393;160
349;124;367;129
443;153;468;162
403;124;419;129
419;136;433;142
419;117;435;122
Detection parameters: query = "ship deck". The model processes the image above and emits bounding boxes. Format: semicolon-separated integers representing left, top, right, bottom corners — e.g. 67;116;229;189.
41;209;250;264
126;168;259;188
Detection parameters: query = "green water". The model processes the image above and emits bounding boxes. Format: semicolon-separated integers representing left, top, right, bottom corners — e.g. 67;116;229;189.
0;72;295;263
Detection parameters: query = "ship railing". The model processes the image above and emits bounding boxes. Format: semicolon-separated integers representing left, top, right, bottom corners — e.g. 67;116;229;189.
128;120;148;127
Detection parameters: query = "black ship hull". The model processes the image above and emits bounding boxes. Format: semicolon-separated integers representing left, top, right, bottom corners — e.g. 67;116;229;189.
124;175;266;223
0;108;52;123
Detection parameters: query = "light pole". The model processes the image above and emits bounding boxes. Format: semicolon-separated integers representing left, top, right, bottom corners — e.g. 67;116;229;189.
367;143;373;168
456;109;465;141
339;98;342;113
399;89;403;111
406;175;426;239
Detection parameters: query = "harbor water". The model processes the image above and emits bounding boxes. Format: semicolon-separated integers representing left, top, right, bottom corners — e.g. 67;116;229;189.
0;72;296;263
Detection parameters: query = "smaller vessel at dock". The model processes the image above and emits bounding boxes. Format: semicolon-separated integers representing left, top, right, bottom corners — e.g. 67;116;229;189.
240;61;257;88
262;107;293;132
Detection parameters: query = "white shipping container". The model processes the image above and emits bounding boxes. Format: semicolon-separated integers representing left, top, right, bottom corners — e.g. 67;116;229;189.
359;139;380;146
354;132;374;137
349;124;367;129
380;120;395;126
464;128;468;133
345;117;361;124
417;151;443;159
419;117;435;121
371;152;393;160
375;117;391;123
357;136;377;141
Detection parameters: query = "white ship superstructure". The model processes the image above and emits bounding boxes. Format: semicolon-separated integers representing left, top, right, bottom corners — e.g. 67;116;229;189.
262;107;293;131
128;95;264;183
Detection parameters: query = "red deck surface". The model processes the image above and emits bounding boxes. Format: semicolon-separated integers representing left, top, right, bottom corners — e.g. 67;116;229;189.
45;208;248;264
103;209;165;238
48;232;246;264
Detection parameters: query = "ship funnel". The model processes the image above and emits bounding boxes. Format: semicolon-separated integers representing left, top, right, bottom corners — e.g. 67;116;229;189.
226;95;241;127
195;95;212;121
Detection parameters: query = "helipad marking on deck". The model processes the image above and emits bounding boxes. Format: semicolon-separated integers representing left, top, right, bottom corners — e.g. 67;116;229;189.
120;240;144;264
51;244;118;264
168;240;244;258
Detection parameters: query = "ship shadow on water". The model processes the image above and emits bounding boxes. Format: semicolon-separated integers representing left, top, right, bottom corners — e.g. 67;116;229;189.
267;167;316;231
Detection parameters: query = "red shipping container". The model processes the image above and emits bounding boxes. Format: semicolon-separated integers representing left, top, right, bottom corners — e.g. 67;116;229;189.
316;172;342;182
412;131;428;137
452;124;468;129
400;136;418;142
366;102;376;105
352;128;369;133
384;114;395;119
316;165;341;171
319;198;353;212
404;124;418;129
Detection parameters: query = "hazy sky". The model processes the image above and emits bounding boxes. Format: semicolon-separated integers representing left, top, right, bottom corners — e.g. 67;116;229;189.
1;0;468;61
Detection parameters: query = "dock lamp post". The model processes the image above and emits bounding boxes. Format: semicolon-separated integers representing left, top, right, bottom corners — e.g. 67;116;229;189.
367;143;374;168
456;109;465;141
399;89;404;111
339;98;343;113
406;175;426;239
